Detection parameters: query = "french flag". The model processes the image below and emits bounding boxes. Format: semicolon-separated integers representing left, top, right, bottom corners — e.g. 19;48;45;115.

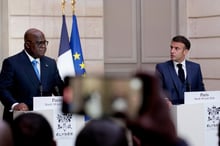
57;15;75;80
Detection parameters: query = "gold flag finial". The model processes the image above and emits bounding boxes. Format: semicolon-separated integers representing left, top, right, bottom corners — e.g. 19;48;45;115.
71;0;76;15
61;0;66;15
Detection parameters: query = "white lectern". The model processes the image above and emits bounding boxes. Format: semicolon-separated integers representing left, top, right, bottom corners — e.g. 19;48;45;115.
171;91;220;146
14;96;85;146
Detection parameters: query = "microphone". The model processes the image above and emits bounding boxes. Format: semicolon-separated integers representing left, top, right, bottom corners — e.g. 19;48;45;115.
39;83;43;96
186;82;191;92
54;86;60;96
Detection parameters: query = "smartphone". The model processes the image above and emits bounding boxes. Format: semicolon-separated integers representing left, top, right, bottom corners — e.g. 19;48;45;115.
62;76;143;119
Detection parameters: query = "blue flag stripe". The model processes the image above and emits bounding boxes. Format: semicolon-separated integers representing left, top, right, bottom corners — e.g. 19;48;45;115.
59;15;70;56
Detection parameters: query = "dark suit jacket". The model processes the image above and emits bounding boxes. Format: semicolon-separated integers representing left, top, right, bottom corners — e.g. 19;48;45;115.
156;60;205;104
0;50;64;122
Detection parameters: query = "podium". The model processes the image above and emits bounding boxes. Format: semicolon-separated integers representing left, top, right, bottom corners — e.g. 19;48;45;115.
12;92;220;146
170;91;220;146
14;96;85;146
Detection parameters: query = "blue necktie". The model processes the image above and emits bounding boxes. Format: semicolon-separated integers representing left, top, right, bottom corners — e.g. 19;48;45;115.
32;60;40;80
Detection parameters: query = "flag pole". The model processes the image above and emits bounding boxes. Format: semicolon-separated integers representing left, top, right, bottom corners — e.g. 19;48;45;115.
61;0;66;15
71;0;76;15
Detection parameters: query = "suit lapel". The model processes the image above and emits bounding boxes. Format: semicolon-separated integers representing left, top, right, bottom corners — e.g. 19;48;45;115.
20;51;40;86
185;61;192;84
40;57;49;85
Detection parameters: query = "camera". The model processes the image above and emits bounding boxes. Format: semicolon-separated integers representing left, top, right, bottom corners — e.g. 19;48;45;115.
62;75;143;119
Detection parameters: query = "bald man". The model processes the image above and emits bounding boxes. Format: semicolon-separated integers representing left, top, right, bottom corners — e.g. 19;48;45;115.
0;28;64;123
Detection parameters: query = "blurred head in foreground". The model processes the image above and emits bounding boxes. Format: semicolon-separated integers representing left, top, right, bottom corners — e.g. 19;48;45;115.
218;122;220;146
127;71;188;146
11;113;56;146
75;118;129;146
0;120;13;146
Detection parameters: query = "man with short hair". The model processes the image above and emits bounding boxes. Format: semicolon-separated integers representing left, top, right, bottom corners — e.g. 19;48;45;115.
155;35;205;104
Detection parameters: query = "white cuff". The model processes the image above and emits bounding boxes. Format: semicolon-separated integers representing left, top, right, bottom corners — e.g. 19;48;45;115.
10;103;19;112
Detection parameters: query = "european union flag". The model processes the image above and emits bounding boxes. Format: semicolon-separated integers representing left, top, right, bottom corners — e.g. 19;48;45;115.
70;15;86;76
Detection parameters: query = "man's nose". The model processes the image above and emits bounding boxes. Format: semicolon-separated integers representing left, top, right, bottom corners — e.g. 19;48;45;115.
170;48;175;53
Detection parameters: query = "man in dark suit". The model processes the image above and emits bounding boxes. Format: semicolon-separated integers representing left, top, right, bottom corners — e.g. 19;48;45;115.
0;28;64;123
155;35;205;105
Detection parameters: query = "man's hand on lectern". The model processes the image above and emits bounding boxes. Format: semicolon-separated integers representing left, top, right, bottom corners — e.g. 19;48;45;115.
13;103;29;111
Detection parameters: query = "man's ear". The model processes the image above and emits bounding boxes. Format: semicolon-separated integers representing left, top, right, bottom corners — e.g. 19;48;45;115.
184;49;189;55
24;42;30;48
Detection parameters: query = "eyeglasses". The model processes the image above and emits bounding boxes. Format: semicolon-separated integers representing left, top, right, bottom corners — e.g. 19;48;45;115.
27;40;49;47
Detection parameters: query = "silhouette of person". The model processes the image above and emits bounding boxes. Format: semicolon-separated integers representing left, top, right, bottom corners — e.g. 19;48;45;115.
75;118;129;146
11;113;56;146
127;71;188;146
0;120;13;146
